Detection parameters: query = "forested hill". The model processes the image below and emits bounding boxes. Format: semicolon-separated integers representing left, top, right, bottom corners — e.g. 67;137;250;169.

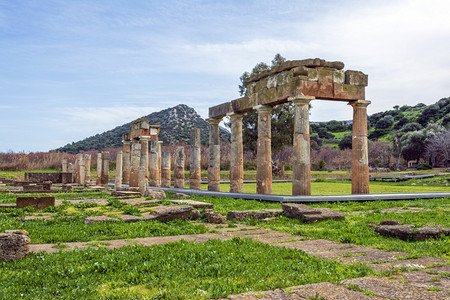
53;104;231;154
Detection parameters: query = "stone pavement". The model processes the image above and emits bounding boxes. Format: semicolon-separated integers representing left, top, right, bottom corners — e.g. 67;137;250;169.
29;223;449;299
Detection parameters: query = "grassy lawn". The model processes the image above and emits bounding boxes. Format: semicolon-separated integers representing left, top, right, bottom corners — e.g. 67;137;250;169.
0;238;371;299
199;176;450;195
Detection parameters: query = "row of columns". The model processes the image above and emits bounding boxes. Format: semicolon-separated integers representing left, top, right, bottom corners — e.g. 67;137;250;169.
207;98;370;195
116;129;202;192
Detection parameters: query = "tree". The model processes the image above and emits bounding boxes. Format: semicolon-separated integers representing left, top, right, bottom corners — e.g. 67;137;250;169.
238;54;296;153
400;122;422;133
400;123;444;161
375;115;394;129
425;129;450;167
271;53;286;67
338;134;352;150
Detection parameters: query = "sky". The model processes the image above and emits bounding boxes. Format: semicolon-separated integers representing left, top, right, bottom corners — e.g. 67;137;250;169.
1;0;449;152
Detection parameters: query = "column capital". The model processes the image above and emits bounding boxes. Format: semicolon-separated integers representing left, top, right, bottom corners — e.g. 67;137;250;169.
349;100;371;108
206;117;222;125
228;112;245;120
122;140;131;144
253;104;272;113
288;95;315;105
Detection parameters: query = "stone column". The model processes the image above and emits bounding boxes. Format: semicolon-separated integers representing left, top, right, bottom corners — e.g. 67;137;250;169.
84;155;91;184
140;136;150;178
350;100;371;194
62;159;68;172
149;138;161;187
174;147;185;188
290;96;314;195
101;151;110;185
129;143;141;187
158;141;162;171
190;128;201;190
79;157;86;185
115;150;123;190
96;153;102;185
207;118;221;191
122;141;131;185
75;154;82;183
255;105;272;194
138;166;146;194
161;151;171;188
229;113;244;193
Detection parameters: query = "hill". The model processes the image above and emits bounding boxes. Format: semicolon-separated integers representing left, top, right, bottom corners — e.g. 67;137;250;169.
54;104;230;154
310;96;450;147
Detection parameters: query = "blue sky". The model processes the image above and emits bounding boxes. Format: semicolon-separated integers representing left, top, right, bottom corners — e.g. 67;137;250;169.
1;0;449;152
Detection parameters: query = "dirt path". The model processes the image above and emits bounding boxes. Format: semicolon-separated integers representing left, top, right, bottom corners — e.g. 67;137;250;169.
29;223;449;299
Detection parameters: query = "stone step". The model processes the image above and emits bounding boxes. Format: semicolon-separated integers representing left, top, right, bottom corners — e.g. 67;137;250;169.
224;281;382;299
342;276;448;300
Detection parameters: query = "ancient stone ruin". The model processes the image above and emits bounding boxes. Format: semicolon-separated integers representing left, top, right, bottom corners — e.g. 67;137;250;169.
208;58;369;195
0;230;30;261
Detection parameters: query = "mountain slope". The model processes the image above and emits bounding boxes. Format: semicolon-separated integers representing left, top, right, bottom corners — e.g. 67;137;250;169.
54;104;230;153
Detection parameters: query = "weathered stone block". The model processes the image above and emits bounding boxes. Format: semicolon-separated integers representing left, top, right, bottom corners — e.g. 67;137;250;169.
206;211;227;224
84;216;119;225
412;226;450;241
333;70;345;84
148;205;193;222
374;225;414;241
16;196;55;209
209;102;232;118
282;203;344;222
345;70;368;86
144;189;166;199
380;219;400;225
228;209;283;221
169;200;213;209
0;230;30;261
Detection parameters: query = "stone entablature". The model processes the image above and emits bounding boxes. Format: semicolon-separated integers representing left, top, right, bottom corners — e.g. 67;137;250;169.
209;58;367;119
207;58;370;195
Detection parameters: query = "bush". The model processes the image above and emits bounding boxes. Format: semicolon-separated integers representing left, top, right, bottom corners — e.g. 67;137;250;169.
220;161;230;171
416;163;432;170
243;160;257;170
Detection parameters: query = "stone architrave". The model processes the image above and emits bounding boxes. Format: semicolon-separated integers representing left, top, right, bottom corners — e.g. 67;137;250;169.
138;166;146;194
115;150;123;189
190;128;201;190
101;151;110;185
129;143;141;187
290;96;314;195
161;151;171;188
140;136;150;179
62;159;68;172
255;105;272;194
229;113;244;193
207;118;221;191
149;137;161;187
79;157;86;185
96;153;102;185
122;140;131;185
350;100;371;194
84;155;91;184
174;147;185;188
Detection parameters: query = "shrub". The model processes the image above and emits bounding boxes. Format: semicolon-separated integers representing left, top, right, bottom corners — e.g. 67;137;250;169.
416;163;432;170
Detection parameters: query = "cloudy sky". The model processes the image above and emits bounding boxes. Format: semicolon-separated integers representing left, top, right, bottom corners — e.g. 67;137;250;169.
1;0;449;152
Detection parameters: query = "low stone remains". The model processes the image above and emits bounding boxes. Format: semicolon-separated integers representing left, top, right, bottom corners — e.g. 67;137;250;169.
84;216;118;225
227;209;283;221
375;222;450;241
173;192;189;199
148;205;193;222
282;203;345;222
16;196;55;209
169;199;213;209
0;230;30;261
24;172;72;184
143;189;166;199
205;211;227;224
